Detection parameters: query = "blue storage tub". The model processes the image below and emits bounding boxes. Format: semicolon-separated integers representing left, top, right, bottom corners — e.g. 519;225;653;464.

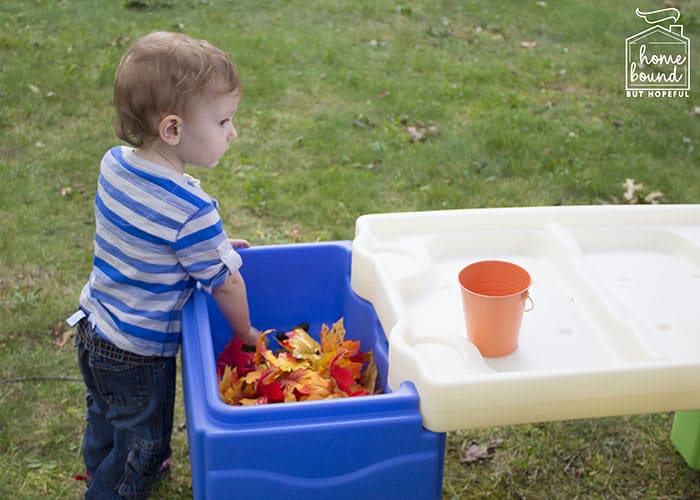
181;241;445;499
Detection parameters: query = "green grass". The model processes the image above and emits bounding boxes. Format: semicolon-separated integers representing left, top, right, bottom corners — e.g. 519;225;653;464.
1;0;700;497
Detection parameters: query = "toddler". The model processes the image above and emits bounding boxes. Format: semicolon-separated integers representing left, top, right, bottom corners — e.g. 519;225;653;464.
69;31;259;498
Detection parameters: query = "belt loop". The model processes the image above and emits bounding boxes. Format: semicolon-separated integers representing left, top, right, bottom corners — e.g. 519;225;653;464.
67;309;87;327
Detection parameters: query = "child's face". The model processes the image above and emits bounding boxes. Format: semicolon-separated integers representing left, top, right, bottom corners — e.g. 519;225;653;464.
178;90;240;169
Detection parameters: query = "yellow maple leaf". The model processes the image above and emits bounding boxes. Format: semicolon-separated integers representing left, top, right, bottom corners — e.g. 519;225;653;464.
293;368;336;401
262;350;310;372
320;318;346;353
254;329;274;365
314;351;335;375
243;368;263;385
239;397;267;406
279;327;322;362
219;365;245;405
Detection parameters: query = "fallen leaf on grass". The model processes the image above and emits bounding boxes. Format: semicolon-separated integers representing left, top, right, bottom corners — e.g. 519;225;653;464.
622;178;663;204
520;41;537;49
352;113;373;129
350;159;383;171
60;185;85;198
460;438;504;464
623;178;643;202
427;24;453;39
404;120;439;143
50;320;74;348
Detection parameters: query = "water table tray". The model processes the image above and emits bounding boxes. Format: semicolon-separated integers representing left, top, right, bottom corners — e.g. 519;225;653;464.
351;205;700;432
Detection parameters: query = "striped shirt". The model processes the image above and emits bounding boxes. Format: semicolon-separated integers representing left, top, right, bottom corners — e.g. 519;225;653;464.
79;146;242;357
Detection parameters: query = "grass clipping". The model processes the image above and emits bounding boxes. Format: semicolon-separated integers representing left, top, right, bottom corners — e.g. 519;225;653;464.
217;318;378;406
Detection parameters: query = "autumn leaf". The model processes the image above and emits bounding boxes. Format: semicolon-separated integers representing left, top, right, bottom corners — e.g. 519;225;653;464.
242;368;262;385
278;327;322;362
320;319;345;353
217;336;256;377
314;350;337;376
360;351;378;394
330;353;370;397
280;368;334;401
459;438;504;464
219;365;245;405
398;115;439;143
352;113;373;129
50;320;74;348
240;396;269;406
258;372;285;402
254;329;273;365
279;368;313;398
622;178;663;204
263;350;309;372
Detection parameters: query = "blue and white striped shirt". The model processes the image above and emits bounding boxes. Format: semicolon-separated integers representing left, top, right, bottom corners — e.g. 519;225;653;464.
79;146;242;357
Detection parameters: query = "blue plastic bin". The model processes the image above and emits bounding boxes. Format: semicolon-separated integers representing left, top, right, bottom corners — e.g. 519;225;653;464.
181;241;445;499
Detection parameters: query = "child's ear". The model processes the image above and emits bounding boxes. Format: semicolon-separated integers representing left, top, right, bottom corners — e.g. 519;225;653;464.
159;114;183;146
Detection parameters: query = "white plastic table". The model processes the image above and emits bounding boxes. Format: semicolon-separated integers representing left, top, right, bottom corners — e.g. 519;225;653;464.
351;205;700;432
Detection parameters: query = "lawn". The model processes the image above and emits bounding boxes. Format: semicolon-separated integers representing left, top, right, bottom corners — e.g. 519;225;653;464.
1;0;700;497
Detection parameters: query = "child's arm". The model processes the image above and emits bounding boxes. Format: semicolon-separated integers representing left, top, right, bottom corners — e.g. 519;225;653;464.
211;271;257;345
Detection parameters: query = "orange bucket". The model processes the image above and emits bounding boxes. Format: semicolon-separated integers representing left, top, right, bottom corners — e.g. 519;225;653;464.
458;260;533;357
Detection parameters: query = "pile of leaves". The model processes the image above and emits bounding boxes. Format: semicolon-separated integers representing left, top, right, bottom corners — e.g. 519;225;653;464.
217;318;378;406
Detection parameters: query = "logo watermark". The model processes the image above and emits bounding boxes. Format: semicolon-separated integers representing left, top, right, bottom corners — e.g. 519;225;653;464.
625;8;690;98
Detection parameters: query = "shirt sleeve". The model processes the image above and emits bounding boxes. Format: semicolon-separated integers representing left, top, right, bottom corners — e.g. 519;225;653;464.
174;202;242;293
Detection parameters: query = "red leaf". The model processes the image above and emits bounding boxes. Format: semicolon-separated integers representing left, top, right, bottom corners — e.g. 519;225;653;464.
330;353;369;397
258;378;285;402
217;336;256;376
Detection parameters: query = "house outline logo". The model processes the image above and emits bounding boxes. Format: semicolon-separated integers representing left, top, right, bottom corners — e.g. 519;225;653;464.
625;8;690;97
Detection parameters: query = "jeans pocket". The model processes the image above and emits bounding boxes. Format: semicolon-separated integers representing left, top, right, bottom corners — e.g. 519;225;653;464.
90;353;152;407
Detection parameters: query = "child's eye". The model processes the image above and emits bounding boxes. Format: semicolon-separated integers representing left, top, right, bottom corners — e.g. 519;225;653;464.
220;118;230;126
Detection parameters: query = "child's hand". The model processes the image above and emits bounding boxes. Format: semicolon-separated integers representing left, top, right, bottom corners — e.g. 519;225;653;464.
229;238;250;249
239;326;261;346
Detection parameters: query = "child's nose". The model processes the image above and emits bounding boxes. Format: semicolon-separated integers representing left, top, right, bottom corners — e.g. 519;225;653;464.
228;124;238;142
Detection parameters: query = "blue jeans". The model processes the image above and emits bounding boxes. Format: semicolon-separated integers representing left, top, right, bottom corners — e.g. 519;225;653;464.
76;320;175;499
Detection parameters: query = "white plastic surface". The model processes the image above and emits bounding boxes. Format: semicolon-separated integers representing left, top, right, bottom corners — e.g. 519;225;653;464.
351;205;700;432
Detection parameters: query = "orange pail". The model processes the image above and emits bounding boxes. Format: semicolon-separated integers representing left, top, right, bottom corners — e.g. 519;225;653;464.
458;260;532;357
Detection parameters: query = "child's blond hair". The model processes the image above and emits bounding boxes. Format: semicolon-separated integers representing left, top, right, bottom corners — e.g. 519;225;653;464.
114;32;240;147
